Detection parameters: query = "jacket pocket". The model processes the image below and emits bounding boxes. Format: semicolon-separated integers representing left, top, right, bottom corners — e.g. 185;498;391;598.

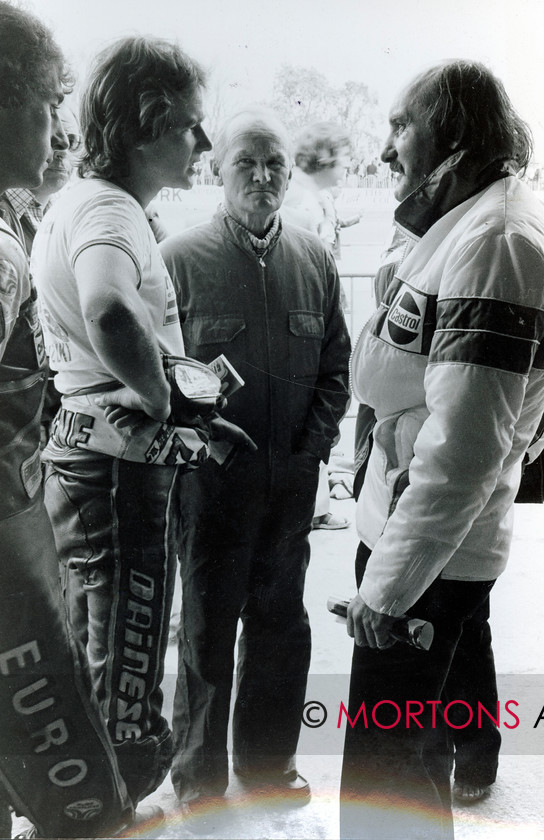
183;314;246;352
387;467;410;518
288;310;324;380
372;409;427;523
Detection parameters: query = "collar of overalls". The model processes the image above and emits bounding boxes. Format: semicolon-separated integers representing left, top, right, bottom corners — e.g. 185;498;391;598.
394;149;518;240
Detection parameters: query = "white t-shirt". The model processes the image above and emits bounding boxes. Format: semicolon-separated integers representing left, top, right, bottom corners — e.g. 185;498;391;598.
281;167;324;237
32;178;184;396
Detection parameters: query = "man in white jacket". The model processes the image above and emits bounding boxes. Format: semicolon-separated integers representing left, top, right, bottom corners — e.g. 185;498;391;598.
341;60;544;839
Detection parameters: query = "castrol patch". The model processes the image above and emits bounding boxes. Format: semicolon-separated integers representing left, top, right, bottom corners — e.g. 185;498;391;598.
380;285;427;353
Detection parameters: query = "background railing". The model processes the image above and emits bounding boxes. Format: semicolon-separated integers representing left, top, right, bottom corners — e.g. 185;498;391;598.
339;272;375;342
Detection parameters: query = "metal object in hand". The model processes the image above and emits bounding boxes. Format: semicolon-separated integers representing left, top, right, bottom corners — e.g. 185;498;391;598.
327;596;434;651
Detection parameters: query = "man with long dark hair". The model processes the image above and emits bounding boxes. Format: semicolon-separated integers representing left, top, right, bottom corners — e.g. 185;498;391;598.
341;60;544;839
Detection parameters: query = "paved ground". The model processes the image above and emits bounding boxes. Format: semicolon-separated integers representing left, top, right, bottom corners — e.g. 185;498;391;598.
11;418;544;839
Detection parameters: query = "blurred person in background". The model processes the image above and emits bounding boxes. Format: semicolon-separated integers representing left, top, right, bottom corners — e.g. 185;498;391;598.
283;121;353;252
283;121;356;529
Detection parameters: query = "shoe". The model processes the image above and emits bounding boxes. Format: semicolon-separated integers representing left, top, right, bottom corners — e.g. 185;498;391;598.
312;512;349;530
329;474;353;500
272;773;311;803
235;769;311;805
453;781;491;804
179;796;227;836
181;794;226;815
113;804;165;836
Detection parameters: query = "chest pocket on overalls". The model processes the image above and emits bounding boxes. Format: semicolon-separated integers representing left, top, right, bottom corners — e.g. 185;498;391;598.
183;314;246;363
288;310;324;381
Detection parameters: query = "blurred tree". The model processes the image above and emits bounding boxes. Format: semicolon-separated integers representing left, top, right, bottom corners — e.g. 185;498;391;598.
335;80;383;158
204;75;231;145
268;64;384;160
270;65;333;128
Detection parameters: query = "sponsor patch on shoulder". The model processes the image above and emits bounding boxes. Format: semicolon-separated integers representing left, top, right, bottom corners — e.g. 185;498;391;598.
380;284;428;353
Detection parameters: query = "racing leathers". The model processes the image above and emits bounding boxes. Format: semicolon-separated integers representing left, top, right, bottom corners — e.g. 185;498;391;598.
0;217;131;838
32;178;211;804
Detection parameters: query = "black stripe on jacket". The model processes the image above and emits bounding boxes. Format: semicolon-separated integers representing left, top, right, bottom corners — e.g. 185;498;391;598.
431;298;544;374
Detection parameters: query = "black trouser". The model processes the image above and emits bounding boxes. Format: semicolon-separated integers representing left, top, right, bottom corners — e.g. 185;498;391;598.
44;451;181;804
355;545;501;788
340;542;496;840
445;594;501;787
171;450;319;802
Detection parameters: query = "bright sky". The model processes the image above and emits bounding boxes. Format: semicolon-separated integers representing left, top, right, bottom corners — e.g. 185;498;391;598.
31;0;544;160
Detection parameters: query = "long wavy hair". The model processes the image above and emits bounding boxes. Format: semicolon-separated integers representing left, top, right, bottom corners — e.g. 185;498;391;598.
406;60;533;172
79;36;206;180
0;1;71;108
